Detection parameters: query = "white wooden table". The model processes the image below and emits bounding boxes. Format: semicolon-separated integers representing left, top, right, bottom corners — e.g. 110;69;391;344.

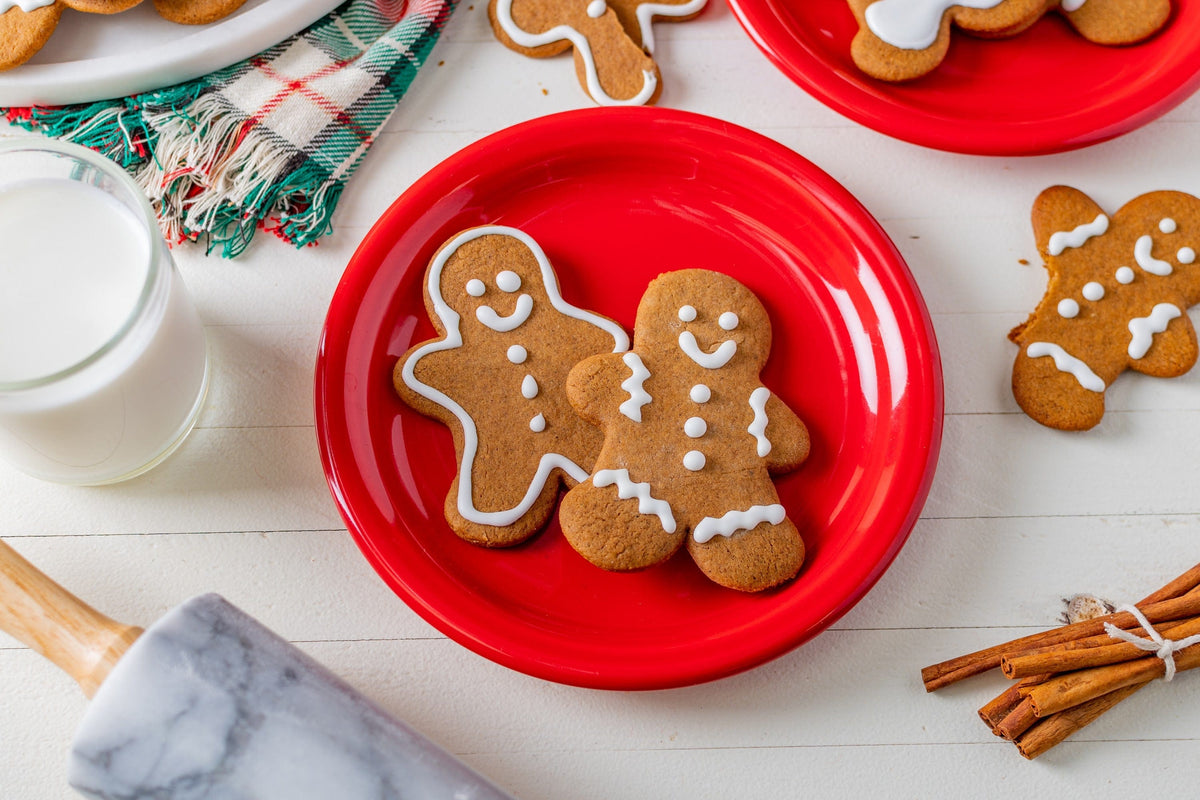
3;3;1199;797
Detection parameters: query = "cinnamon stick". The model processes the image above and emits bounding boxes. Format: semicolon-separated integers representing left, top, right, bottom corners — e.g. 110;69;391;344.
1014;684;1146;760
922;589;1200;692
1001;615;1200;679
1023;641;1200;717
994;696;1039;741
978;675;1048;734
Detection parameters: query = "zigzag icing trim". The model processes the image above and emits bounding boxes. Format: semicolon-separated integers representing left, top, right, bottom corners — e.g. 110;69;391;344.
619;352;652;422
593;469;676;533
748;386;771;457
693;504;786;544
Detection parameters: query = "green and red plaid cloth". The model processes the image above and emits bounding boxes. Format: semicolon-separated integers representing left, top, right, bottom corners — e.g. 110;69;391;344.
4;0;456;256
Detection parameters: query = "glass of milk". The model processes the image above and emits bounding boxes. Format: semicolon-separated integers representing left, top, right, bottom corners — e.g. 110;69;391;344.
0;138;208;484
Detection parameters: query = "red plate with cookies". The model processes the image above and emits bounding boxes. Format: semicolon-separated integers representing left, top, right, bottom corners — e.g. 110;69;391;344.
727;0;1200;155
315;107;943;689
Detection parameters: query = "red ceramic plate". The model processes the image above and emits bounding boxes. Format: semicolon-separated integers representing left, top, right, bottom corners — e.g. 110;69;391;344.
727;0;1200;155
315;107;942;690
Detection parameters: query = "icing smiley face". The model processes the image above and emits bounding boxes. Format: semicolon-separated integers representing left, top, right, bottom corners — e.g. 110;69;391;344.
434;236;551;340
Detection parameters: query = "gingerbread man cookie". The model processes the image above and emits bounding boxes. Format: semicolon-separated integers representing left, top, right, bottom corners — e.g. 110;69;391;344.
395;226;629;547
488;0;706;105
1010;186;1200;430
560;269;809;592
0;0;248;71
847;0;1171;82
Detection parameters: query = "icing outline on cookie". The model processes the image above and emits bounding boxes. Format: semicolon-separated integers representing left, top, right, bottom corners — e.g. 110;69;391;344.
401;226;629;527
493;0;658;106
1048;214;1109;256
1128;303;1182;359
0;0;56;11
635;0;707;53
619;352;652;422
747;386;772;457
864;0;1005;50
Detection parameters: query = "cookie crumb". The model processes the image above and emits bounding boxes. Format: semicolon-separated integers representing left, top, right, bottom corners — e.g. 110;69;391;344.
910;235;920;240
542;88;549;95
438;60;445;66
1018;258;1030;265
1060;594;1114;625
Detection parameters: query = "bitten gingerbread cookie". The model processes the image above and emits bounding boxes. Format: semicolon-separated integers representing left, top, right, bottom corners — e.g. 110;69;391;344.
1010;186;1200;430
847;0;1171;82
488;0;706;105
560;269;809;592
395;226;629;547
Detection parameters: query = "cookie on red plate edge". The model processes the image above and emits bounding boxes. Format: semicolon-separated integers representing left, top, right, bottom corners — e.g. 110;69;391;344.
394;226;629;546
1010;186;1200;430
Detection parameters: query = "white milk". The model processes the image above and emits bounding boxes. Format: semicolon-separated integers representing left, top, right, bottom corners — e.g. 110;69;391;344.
0;178;208;484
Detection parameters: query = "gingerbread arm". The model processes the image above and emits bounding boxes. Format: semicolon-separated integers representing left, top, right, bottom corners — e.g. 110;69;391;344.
393;343;471;424
759;390;809;473
1062;0;1170;45
566;352;634;428
1031;186;1109;261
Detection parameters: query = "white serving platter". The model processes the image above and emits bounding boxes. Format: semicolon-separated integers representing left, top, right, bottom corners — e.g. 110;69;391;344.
0;0;345;107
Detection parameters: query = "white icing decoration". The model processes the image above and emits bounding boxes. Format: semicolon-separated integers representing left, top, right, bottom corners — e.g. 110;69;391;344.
864;0;1005;50
1179;247;1196;265
399;226;628;527
0;0;57;12
690;384;711;403
678;304;696;322
693;504;786;544
1061;0;1087;10
1128;303;1182;360
679;331;736;369
683;450;705;471
1160;218;1178;234
618;352;652;422
748;387;771;458
593;468;676;533
507;344;527;364
496;270;522;292
529;413;546;432
1057;298;1080;319
1026;342;1105;393
476;293;533;332
587;0;606;17
718;311;739;331
1047;214;1109;256
493;0;658;105
521;374;539;399
1082;282;1105;302
1116;266;1135;285
466;279;486;297
684;416;706;438
1135;235;1173;276
634;0;707;52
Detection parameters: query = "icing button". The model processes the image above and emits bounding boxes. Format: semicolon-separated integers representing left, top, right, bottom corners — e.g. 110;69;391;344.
507;345;527;364
683;450;705;471
689;384;711;403
1179;247;1196;265
1057;298;1080;319
684;416;706;438
1082;282;1104;302
1115;266;1135;285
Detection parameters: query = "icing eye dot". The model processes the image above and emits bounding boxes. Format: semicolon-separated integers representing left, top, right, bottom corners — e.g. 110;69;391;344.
718;311;739;331
683;450;706;471
689;384;710;403
1082;282;1105;302
1116;266;1135;284
496;270;522;293
465;279;486;297
507;345;527;364
684;417;706;438
586;0;606;16
1179;247;1196;265
1160;218;1178;234
1057;298;1080;319
678;305;697;322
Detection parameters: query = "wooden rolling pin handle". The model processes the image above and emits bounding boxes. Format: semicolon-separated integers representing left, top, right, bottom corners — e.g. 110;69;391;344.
0;539;142;698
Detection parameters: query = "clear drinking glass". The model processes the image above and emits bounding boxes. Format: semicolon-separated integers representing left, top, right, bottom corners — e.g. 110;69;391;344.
0;138;208;484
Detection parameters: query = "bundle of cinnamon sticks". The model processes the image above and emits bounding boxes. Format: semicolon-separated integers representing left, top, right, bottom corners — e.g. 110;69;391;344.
921;562;1200;759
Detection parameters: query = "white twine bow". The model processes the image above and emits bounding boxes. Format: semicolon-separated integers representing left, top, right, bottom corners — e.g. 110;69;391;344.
1104;604;1200;682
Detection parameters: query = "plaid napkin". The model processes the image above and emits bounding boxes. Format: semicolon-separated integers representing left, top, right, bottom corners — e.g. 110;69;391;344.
4;0;456;256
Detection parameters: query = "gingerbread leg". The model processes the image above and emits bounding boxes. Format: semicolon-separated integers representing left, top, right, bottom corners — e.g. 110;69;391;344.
1063;0;1171;45
559;477;685;571
687;516;805;593
1012;348;1108;431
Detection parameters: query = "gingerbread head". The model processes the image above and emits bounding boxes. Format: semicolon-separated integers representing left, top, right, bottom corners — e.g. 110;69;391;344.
561;269;810;591
1010;187;1200;430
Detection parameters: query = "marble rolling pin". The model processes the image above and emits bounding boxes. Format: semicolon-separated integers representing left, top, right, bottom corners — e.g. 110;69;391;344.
0;538;517;800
